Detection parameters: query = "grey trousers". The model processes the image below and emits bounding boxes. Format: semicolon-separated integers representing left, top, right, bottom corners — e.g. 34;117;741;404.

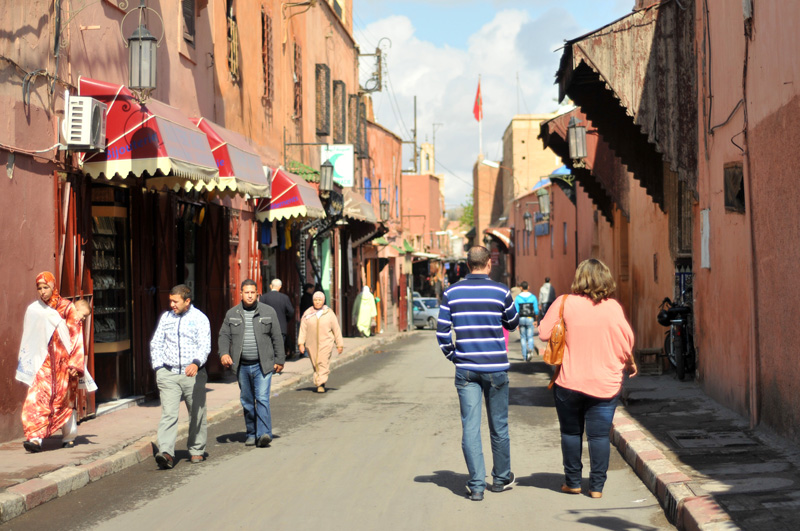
156;367;207;457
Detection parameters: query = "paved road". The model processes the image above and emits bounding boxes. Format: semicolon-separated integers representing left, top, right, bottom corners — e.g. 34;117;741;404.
8;332;672;530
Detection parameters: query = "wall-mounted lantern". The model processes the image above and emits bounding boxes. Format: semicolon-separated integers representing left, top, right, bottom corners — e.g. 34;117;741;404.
379;198;390;221
123;0;164;102
536;187;551;217
567;116;587;168
523;211;533;233
319;160;334;196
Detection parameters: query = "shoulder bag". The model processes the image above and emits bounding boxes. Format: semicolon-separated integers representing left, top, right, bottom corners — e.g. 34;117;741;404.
542;295;568;389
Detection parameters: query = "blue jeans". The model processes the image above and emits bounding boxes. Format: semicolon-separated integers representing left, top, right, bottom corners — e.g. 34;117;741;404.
518;317;536;360
455;369;511;493
238;363;273;439
552;384;619;492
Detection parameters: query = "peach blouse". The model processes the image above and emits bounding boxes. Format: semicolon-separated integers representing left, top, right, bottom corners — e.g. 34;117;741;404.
539;294;634;398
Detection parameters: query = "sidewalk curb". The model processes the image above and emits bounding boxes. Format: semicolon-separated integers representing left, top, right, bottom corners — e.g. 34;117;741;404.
0;330;412;524
610;409;739;530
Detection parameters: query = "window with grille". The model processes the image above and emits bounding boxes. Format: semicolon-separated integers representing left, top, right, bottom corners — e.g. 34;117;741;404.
293;43;303;120
316;64;331;136
664;164;694;259
724;162;745;213
227;1;239;82
333;81;346;143
348;94;360;152
261;8;274;102
183;0;195;45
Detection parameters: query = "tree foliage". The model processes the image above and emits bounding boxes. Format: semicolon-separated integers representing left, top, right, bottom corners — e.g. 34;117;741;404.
459;192;474;229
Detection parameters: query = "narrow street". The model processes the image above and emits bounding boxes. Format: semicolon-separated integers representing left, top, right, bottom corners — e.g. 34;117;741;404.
9;333;671;530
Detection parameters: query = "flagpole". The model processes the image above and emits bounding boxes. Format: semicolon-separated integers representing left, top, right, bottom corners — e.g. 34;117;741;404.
478;75;483;157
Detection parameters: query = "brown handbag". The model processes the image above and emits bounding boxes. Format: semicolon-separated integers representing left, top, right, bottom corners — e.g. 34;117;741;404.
542;295;568;389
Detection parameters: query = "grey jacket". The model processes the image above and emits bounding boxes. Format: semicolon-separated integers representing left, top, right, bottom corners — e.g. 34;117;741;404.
218;302;285;375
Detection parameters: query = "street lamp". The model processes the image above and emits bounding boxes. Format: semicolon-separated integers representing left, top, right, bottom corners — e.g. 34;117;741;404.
319;160;334;196
379;198;390;221
536;187;550;217
123;0;164;102
523;211;533;233
568;116;587;167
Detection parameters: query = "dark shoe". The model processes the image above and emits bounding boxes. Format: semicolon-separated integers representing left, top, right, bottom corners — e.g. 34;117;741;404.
62;441;75;449
465;486;484;501
245;436;256;446
155;452;174;470
190;455;206;464
561;484;581;494
23;440;42;453
490;472;516;493
257;434;272;448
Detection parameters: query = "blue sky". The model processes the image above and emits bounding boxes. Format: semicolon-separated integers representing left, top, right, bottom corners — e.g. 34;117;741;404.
352;0;633;207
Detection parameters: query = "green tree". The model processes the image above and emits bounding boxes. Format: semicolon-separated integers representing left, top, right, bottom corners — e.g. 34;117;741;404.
459;192;474;230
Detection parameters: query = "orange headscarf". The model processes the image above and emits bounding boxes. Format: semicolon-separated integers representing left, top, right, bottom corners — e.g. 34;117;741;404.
35;271;60;309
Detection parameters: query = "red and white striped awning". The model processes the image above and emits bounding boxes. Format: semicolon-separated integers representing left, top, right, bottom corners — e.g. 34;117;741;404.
256;168;325;222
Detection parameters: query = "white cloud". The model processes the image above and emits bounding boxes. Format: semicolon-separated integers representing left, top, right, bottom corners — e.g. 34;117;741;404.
356;8;587;208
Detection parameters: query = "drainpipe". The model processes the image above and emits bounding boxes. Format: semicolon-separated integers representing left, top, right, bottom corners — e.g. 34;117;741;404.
741;33;759;428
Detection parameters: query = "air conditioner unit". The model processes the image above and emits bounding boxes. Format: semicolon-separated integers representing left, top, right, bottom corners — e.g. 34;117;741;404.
66;96;107;151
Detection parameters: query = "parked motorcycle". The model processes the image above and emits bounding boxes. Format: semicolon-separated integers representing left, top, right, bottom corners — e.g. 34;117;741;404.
657;288;696;380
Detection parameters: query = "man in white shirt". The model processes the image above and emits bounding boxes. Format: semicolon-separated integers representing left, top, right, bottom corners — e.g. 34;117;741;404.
150;284;211;469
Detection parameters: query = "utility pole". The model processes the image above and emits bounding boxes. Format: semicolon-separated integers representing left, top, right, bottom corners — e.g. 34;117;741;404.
402;96;418;173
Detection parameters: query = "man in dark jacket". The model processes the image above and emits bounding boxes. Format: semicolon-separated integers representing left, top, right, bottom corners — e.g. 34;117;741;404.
259;278;295;358
220;279;284;448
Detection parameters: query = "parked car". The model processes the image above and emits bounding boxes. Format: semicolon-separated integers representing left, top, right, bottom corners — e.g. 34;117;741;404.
413;291;421;298
418;297;439;309
412;299;439;330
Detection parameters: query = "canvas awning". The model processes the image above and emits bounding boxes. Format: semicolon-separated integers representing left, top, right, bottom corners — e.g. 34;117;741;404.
191;117;269;198
79;77;218;190
256;168;325;222
343;190;377;223
484;227;512;249
556;2;697;207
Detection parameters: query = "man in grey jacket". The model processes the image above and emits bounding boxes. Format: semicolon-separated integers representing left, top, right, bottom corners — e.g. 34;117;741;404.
219;279;285;448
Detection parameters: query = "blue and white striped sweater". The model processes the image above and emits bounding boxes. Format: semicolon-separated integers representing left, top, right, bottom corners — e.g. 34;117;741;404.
436;274;519;372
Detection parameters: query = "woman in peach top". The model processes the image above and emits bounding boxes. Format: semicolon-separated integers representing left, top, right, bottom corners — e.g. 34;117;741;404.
539;259;637;498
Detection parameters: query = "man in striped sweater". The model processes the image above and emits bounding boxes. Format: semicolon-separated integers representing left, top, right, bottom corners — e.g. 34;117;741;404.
437;246;519;501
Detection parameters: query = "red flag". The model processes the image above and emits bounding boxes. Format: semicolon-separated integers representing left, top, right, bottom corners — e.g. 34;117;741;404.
473;80;482;122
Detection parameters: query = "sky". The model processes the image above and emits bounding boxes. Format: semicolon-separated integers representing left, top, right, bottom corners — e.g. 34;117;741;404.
352;0;633;209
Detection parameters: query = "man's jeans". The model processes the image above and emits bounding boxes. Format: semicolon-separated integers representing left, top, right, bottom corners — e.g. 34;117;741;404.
156;367;207;457
238;363;274;439
518;317;536;360
455;369;511;493
552;384;619;492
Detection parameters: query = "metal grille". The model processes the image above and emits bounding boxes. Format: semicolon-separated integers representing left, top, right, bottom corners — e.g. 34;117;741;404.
315;64;331;136
261;9;274;102
227;16;239;82
294;43;303;120
333;81;346;143
665;164;693;258
358;100;368;158
348;93;360;153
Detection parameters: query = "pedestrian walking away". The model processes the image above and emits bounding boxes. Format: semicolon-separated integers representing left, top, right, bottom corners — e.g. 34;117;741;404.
514;281;539;362
539;259;638;498
436;246;520;501
150;284;211;469
221;279;285;448
538;277;556;322
16;272;86;453
259;278;295;359
297;291;343;393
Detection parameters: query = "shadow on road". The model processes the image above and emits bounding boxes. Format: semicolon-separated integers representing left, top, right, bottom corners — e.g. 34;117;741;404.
413;470;470;497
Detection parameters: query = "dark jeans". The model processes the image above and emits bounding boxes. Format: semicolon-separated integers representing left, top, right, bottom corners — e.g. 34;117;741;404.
552;384;619;492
